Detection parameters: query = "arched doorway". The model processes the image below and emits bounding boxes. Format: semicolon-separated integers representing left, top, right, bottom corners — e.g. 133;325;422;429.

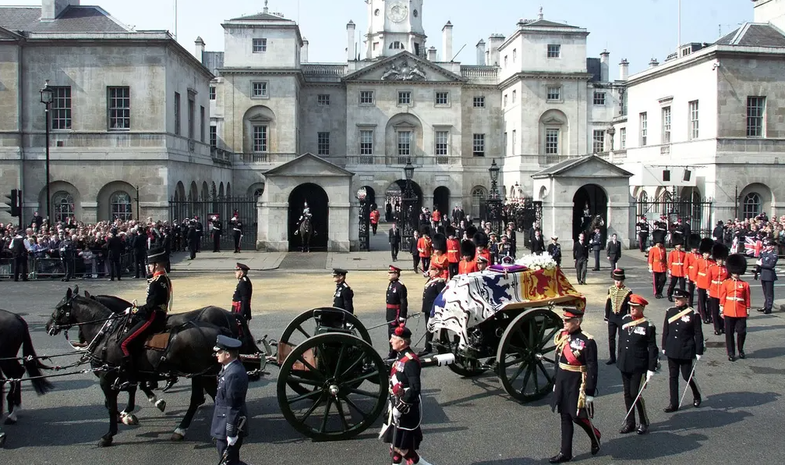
433;186;450;216
573;184;608;241
385;180;423;228
288;183;329;251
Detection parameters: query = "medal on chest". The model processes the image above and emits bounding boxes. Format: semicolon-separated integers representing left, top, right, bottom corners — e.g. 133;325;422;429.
681;315;690;323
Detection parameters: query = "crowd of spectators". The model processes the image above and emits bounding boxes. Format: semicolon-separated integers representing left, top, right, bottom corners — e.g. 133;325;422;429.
712;212;785;257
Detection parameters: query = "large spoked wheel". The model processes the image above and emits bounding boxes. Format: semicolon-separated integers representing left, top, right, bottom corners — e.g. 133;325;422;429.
436;329;488;377
278;308;371;395
277;333;387;441
496;308;562;402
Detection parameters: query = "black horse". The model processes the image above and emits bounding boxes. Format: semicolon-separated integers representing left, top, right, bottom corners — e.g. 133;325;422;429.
297;215;314;252
0;308;54;443
46;290;259;447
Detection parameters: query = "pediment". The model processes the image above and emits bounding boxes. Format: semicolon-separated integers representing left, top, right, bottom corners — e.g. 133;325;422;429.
264;152;354;178
344;52;465;83
532;155;633;179
0;26;23;41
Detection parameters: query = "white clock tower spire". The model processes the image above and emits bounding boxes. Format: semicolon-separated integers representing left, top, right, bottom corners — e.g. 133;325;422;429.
365;0;427;59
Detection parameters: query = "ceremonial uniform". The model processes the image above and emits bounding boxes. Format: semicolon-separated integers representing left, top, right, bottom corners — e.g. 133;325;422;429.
458;240;478;274
419;276;445;355
446;235;460;278
551;308;600;462
617;295;658;434
386;266;409;358
720;254;751;361
382;330;424;464
231;218;243;253
758;244;778;314
666;246;687;301
333;278;355;314
707;256;729;335
604;270;631;364
232;263;253;321
211;336;249;465
417;236;432;273
211;218;223;252
648;243;667;298
662;290;703;411
637;219;650;252
695;238;714;323
573;239;590;285
684;234;702;307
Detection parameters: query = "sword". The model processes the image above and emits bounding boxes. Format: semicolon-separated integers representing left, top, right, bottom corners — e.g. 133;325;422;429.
583;405;600;446
678;359;700;409
218;416;246;465
621;377;649;426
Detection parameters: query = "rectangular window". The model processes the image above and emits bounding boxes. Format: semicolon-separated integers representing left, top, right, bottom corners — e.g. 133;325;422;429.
435;130;449;156
473;96;485;108
435;91;449;105
504;132;508;154
107;86;130;130
252;82;268;98
640;112;648;146
317;132;330;155
473;133;485;157
253;125;268;152
593;91;605;105
504;94;508;107
512;130;517;154
210;126;217;148
173;92;181;135
512;90;517;103
317;94;330;106
662;106;671;144
513;48;517;62
359;90;374;105
504;56;508;67
593;129;605;153
547;86;561;101
547;44;561;58
50;86;72;130
397;131;412;157
360;130;374;155
252;38;267;53
209;86;216;100
187;92;195;140
398;91;412;105
200;106;205;143
545;128;559;154
619;127;627;149
747;96;766;137
689;100;699;140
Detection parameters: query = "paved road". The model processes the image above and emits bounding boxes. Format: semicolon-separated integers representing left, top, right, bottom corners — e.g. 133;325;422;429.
1;253;784;464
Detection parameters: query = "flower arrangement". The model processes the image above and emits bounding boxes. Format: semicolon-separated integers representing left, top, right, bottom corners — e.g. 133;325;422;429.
515;254;557;271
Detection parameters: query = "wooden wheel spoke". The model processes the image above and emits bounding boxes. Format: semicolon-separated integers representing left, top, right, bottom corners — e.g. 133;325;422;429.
340;352;367;379
532;363;539;392
538;327;561;351
333;344;347;378
297;355;325;379
342;394;374;420
537;361;553;385
541;355;556;364
319;397;333;433
334;398;350;431
502;355;526;368
298;394;325;423
295;324;311;340
288;388;323;404
346;387;380;398
508;361;528;384
288;375;321;387
517;364;532;390
341;369;380;387
514;328;531;350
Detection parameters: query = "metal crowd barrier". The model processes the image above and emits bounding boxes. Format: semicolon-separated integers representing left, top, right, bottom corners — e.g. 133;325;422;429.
0;252;137;280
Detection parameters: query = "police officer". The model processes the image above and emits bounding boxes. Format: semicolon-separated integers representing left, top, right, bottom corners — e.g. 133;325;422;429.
757;239;778;314
211;335;249;465
386;265;408;359
332;268;354;314
231;263;253;321
550;307;600;463
211;215;223;252
662;288;703;412
636;215;650;253
604;268;631;365
231;215;243;253
418;264;446;356
618;294;658;435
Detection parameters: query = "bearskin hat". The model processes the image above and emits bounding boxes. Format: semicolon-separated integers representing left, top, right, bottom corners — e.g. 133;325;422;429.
446;226;456;238
689;233;701;249
712;242;729;261
466;225;478;239
419;225;431;237
726;253;747;275
431;233;448;254
671;233;683;247
473;231;489;248
460;239;476;259
699;238;714;255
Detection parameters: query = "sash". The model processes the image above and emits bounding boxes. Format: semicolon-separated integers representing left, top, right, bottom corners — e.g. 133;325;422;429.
622;317;648;330
668;307;694;324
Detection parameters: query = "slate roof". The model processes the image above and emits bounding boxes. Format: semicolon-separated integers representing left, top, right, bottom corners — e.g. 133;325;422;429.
229;12;294;22
522;19;580;29
714;23;785;47
532;155;633;178
0;6;129;34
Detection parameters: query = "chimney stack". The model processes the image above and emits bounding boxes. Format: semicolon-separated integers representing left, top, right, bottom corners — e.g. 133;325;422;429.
619;59;629;80
600;50;610;82
302;38;309;63
427;46;437;61
649;58;659;68
476;39;486;65
487;34;505;66
346;21;356;62
194;36;206;62
42;0;79;21
442;21;453;61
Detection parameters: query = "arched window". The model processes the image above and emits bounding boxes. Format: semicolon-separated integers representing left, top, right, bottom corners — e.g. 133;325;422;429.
53;191;75;223
389;41;403;50
254;188;264;198
743;192;761;219
471;186;487;219
110;191;132;221
638;190;648;217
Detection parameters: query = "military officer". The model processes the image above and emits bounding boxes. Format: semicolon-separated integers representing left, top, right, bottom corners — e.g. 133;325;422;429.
720;254;752;361
386;265;409;359
666;237;687;302
476;255;490;271
757;239;778;314
231;216;243;253
550;307;601;463
618;294;658;435
231;263;253;321
604;268;631;365
211;335;249;465
662;288;703;412
332;268;354;314
636;215;650;253
211;215;223;252
418;264;446;356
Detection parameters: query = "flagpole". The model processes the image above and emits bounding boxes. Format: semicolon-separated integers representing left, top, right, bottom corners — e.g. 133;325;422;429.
174;0;178;40
678;0;681;48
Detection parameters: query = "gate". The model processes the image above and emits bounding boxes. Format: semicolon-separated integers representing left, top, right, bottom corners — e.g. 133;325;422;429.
169;195;258;251
631;195;714;242
495;198;543;244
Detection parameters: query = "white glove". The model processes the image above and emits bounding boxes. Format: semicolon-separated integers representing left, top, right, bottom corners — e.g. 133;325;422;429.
646;370;655;382
585;395;594;405
227;435;238;446
392;407;403;423
662;349;666;355
696;354;702;361
398;317;406;323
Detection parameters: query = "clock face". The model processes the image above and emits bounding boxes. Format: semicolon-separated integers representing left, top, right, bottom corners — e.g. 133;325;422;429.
388;2;408;23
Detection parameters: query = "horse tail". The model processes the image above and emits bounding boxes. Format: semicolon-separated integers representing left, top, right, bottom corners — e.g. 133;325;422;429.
20;317;54;395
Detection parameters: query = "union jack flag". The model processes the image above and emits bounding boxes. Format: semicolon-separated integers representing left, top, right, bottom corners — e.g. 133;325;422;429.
745;236;763;257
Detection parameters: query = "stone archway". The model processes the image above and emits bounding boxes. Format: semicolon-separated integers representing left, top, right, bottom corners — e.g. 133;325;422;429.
433;186;450;216
288;183;329;251
573;184;608;241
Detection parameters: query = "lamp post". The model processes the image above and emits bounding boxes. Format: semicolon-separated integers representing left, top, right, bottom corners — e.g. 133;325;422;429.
486;159;502;234
401;160;416;252
39;80;53;221
357;187;369;251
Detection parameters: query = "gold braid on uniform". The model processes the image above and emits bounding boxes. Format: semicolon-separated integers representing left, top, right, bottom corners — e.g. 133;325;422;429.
607;286;630;314
554;331;591;411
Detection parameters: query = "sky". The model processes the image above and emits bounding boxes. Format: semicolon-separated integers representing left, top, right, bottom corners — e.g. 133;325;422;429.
5;0;754;75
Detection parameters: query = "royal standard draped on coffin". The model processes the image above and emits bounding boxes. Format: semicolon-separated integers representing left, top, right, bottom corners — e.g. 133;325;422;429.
428;265;585;349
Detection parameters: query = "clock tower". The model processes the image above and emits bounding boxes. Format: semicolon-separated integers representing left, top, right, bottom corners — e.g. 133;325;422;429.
365;0;427;59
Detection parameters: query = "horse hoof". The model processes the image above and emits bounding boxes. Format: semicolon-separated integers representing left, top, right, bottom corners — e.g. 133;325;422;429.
155;400;167;412
98;436;113;447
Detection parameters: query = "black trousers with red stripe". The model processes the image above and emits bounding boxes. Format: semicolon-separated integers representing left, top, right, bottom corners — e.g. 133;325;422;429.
119;311;165;357
560;413;600;457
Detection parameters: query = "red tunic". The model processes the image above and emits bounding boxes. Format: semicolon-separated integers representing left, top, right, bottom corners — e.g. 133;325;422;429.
708;263;729;299
648;246;667;273
719;278;751;318
458;259;478;274
668;249;687;277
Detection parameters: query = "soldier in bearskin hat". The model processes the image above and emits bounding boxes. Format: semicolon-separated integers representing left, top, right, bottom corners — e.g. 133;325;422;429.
474;231;492;265
458;240;478;274
417;227;432;273
445;228;460;278
684;233;703;307
720;254;751;361
708;243;729;335
666;235;687;302
648;236;667;299
429;233;449;279
695;238;715;324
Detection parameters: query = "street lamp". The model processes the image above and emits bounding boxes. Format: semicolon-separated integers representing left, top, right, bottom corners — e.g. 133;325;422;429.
401;159;417;251
487;159;503;234
39;80;53;221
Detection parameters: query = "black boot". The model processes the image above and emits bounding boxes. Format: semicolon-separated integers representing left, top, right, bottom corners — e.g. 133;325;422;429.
117;356;138;390
738;334;746;359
